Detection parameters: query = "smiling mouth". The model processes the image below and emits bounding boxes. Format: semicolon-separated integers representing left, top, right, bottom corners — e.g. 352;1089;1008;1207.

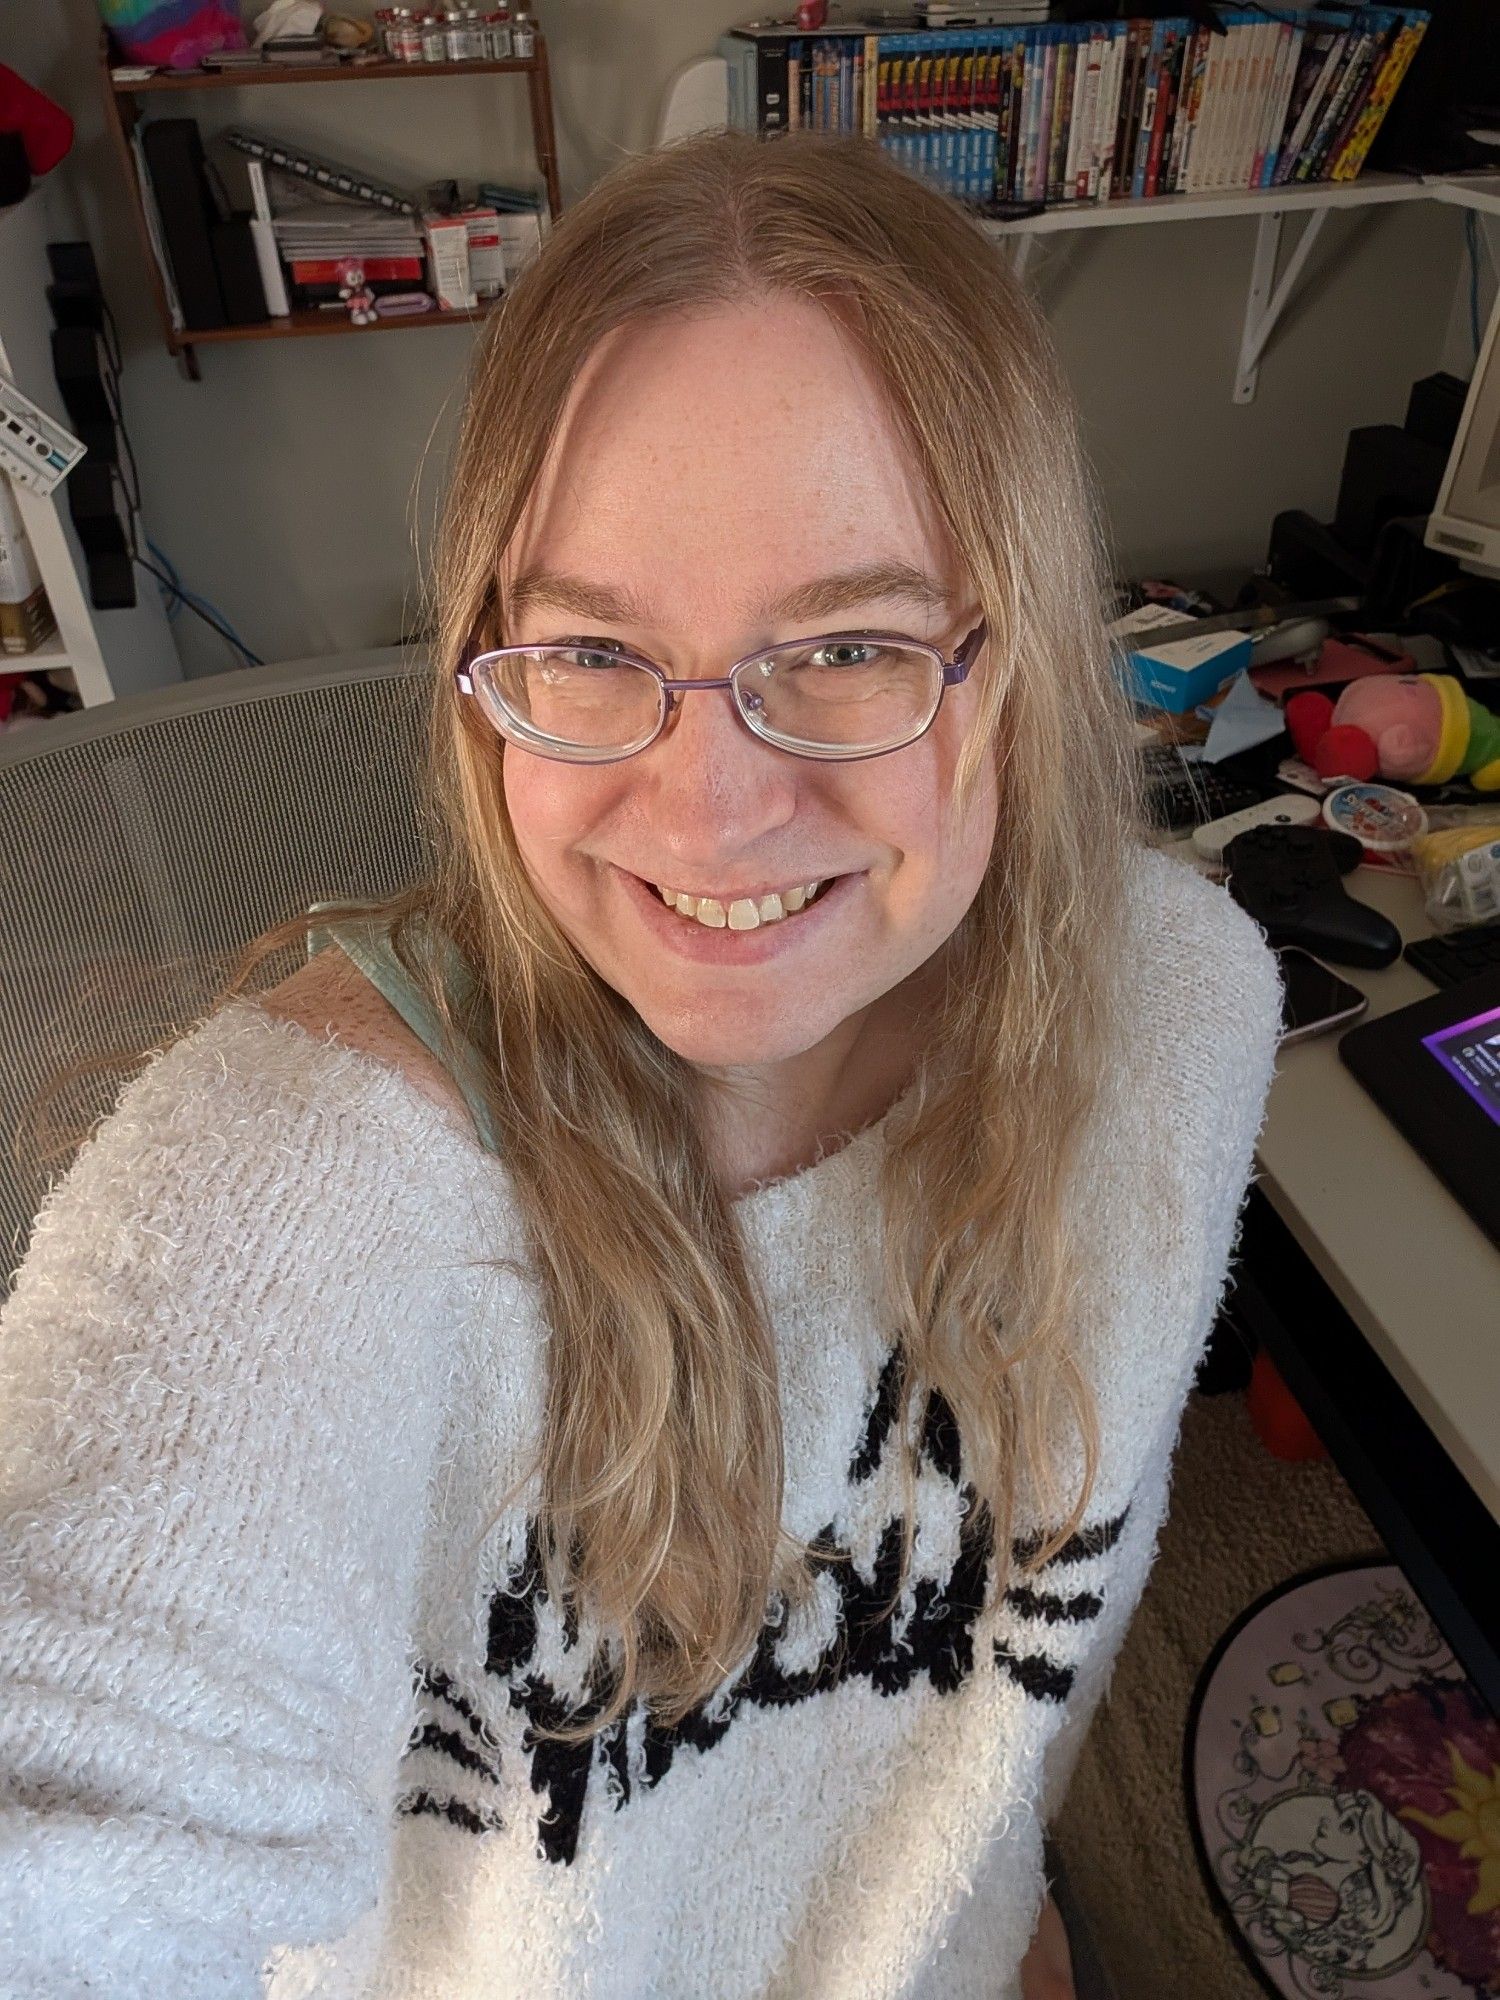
647;878;837;931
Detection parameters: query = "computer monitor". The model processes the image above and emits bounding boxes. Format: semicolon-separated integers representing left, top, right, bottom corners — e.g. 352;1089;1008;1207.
1427;283;1500;580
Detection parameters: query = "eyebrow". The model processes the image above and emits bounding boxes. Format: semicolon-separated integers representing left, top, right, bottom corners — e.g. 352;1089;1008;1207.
504;559;954;629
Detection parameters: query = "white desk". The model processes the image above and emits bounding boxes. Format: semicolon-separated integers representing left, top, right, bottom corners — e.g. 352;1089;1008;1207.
1164;838;1500;1526
1257;870;1500;1528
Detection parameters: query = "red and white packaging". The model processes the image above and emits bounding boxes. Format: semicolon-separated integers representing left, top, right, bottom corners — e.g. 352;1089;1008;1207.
458;206;504;298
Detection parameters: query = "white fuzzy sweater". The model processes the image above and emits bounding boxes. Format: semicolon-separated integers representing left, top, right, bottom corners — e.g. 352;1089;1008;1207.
0;846;1282;2000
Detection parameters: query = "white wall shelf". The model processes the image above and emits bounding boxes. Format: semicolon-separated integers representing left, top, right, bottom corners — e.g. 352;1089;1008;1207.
982;170;1500;404
0;184;180;707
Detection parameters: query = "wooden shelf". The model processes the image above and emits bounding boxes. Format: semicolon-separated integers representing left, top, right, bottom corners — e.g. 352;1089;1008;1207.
110;54;541;92
168;301;500;348
99;25;562;375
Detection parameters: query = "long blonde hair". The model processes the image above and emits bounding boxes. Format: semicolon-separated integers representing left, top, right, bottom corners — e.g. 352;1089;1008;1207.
30;129;1149;1750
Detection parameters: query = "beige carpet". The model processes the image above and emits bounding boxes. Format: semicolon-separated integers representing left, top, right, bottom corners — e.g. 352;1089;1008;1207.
1051;1388;1386;1999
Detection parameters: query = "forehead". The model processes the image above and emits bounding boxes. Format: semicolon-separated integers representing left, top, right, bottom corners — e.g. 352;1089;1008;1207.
503;298;960;624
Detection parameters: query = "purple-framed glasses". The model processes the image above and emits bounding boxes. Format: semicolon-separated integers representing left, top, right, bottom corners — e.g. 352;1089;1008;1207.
454;620;988;765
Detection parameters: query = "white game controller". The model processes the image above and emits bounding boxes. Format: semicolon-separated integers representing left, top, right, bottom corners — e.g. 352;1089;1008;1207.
1192;792;1323;863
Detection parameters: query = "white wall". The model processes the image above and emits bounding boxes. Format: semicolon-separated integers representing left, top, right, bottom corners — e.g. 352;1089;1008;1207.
4;2;1474;678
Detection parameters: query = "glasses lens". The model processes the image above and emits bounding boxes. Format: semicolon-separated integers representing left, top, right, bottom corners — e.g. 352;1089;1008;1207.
738;639;940;754
476;646;663;754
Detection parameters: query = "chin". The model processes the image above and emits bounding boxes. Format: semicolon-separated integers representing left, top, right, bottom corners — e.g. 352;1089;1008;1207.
632;997;842;1071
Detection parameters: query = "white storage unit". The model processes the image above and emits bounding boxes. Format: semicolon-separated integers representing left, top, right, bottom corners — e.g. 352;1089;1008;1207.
0;182;180;706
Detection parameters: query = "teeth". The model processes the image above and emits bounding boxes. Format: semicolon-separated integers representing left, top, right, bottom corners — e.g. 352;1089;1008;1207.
655;880;827;930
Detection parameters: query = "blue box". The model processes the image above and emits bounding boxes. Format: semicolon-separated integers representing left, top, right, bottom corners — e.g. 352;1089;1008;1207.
1109;606;1254;714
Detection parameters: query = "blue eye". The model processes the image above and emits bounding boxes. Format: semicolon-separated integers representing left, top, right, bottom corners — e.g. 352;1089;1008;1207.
811;642;880;669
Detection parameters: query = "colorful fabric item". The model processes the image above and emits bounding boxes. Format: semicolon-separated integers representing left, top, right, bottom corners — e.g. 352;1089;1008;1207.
96;0;247;70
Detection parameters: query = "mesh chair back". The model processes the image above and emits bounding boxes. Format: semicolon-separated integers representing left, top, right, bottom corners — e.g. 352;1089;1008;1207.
0;649;434;1298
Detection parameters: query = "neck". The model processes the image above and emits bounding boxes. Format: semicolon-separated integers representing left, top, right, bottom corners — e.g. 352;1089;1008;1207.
694;957;940;1199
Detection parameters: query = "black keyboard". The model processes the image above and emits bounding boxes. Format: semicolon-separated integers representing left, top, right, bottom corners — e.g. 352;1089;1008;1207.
1141;747;1266;835
1403;921;1500;989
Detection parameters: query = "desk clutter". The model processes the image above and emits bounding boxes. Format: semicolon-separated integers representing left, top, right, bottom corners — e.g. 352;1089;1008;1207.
131;117;546;330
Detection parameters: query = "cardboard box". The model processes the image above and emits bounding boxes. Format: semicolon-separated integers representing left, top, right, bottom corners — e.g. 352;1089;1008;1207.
1109;604;1253;714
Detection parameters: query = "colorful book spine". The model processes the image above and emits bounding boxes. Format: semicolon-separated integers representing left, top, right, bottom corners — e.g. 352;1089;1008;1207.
1333;13;1428;181
721;11;1428;211
1230;19;1275;191
1109;20;1142;200
1166;22;1207;193
1030;26;1054;202
1159;22;1193;196
1315;15;1401;180
1045;27;1074;203
1071;26;1104;201
1296;21;1373;179
1210;16;1251;193
1184;14;1232;192
1274;16;1351;185
1257;17;1305;187
1092;21;1126;201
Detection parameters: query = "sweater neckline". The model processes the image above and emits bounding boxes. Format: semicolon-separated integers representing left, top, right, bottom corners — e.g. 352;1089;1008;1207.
236;993;898;1222
728;1099;899;1209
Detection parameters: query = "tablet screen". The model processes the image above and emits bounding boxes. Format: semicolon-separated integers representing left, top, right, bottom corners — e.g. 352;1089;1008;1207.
1422;1001;1500;1130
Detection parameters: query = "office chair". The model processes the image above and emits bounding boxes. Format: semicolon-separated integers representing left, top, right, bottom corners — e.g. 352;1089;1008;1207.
0;646;432;1300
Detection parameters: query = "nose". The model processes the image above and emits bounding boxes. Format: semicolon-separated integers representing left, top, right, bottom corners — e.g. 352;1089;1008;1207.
642;675;799;848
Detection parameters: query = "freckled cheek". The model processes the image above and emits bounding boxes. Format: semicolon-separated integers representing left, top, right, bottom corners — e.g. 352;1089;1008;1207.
502;755;617;904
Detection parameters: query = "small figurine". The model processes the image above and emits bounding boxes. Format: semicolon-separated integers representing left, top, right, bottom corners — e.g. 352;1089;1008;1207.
337;262;378;326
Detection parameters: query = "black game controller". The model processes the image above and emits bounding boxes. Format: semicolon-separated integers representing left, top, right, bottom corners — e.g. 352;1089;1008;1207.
1222;824;1403;969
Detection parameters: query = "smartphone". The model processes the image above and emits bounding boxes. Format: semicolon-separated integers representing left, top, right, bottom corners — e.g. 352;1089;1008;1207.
1276;946;1370;1046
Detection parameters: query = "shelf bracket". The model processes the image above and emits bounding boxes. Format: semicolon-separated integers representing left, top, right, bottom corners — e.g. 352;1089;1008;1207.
1236;206;1328;405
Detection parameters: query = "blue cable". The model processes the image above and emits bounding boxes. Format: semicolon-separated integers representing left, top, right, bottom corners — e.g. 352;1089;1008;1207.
144;537;263;667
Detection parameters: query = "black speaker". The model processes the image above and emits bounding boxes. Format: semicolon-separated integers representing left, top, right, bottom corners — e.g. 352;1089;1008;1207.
1404;372;1469;456
50;327;114;430
67;462;127;554
47;280;105;334
1333;427;1450;558
74;418;119;468
89;549;137;611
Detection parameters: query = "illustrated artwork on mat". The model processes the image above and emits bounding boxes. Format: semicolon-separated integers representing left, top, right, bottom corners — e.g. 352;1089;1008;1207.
1187;1559;1500;1999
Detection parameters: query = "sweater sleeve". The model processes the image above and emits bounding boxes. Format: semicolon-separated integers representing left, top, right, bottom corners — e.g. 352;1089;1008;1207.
1037;853;1285;1830
0;1006;463;1999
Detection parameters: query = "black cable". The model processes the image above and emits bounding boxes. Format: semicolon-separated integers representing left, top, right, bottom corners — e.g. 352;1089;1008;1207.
133;555;265;666
101;330;263;666
102;372;142;519
100;298;123;380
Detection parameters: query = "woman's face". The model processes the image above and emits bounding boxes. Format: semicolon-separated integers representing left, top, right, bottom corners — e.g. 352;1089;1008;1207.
498;297;998;1072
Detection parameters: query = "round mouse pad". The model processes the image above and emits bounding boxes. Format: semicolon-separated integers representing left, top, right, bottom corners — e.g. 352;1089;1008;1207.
1185;1558;1500;1997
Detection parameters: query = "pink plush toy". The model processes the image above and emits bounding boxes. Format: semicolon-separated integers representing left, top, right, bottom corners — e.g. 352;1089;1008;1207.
1286;674;1500;794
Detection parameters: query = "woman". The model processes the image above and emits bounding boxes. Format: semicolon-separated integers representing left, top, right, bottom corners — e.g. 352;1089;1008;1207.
0;131;1281;1997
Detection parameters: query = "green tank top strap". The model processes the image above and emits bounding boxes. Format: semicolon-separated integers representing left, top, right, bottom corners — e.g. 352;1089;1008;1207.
305;899;501;1154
